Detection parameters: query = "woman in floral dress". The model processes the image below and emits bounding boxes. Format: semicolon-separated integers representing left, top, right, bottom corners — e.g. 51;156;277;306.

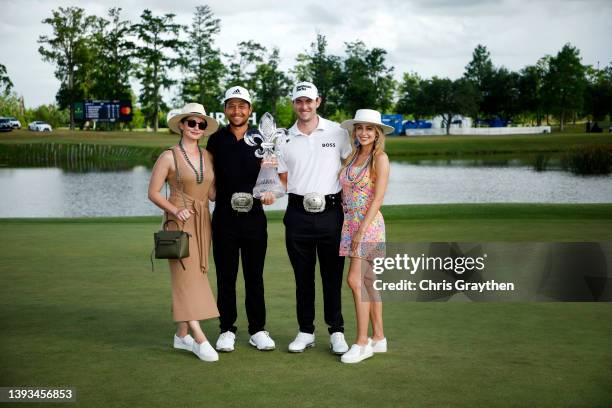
338;109;392;364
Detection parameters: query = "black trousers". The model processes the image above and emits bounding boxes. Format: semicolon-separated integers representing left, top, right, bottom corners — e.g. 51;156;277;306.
212;206;267;335
284;205;345;334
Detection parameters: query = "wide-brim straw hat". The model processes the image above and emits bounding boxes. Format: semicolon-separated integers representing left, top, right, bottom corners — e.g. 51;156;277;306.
167;103;219;136
340;109;394;135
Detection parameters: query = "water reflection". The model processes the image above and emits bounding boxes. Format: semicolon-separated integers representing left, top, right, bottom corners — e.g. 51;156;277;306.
0;162;611;218
401;156;561;170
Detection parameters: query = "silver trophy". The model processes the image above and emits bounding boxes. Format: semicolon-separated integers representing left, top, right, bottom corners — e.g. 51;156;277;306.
245;112;287;199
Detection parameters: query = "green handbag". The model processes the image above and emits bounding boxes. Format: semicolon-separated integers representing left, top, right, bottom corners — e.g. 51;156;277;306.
153;219;190;269
150;148;191;271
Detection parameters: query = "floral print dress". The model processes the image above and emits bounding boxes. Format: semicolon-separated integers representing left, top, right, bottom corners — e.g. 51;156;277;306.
339;156;386;260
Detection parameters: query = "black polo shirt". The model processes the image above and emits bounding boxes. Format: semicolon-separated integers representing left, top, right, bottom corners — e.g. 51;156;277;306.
206;125;263;214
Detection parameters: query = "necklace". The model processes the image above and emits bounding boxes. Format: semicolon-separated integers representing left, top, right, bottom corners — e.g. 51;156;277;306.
178;140;203;184
346;151;372;183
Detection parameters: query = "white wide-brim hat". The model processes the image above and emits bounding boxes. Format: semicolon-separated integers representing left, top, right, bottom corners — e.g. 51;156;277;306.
340;109;394;135
167;103;219;136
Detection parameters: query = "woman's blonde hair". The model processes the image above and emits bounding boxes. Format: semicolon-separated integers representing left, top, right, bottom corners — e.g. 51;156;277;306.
340;124;386;182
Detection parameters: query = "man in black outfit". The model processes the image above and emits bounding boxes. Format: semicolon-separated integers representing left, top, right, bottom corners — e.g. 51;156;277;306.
206;86;276;352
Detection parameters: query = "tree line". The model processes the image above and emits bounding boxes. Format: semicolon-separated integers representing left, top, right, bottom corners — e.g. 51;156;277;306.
398;44;612;132
1;5;611;132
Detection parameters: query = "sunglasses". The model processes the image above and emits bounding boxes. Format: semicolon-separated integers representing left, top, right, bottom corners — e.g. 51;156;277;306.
185;119;207;130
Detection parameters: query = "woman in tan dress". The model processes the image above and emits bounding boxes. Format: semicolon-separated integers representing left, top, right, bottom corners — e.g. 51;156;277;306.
148;103;220;362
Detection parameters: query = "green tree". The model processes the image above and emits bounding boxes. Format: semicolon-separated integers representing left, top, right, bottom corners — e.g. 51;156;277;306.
396;72;424;119
293;34;342;117
339;40;395;115
252;48;290;117
225;40;266;89
89;8;134;101
0;63;13;95
518;59;547;125
583;64;612;122
420;77;478;135
0;93;22;119
274;97;295;128
179;5;225;113
26;104;69;129
38;6;94;129
542;43;587;131
132;9;185;131
485;67;521;121
463;44;493;119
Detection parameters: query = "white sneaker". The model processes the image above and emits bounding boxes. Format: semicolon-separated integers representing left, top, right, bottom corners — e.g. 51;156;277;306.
215;331;236;352
173;334;194;351
369;337;387;353
192;340;219;362
340;343;374;364
330;332;349;354
288;332;315;353
249;331;276;351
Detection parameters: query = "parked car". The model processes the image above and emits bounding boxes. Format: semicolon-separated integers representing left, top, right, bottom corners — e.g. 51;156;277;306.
28;121;53;132
0;118;13;132
6;117;21;129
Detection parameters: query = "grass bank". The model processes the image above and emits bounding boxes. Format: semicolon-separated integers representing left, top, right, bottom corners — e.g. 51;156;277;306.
1;129;611;163
1;204;611;407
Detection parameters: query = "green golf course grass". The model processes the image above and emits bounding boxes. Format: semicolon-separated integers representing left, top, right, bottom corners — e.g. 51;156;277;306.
1;129;610;162
1;204;612;407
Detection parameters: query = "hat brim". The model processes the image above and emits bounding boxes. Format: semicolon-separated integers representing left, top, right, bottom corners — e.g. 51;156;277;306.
291;93;318;101
168;113;219;136
222;96;251;105
340;119;395;135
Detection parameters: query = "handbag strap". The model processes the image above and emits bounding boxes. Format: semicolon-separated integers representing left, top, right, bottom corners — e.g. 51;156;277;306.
163;219;182;231
169;147;189;211
152;148;191;273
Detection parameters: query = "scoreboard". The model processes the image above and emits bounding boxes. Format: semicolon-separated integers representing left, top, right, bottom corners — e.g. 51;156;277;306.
74;100;132;122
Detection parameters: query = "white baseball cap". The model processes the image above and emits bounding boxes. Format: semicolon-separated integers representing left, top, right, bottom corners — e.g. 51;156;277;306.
223;86;252;104
292;81;318;101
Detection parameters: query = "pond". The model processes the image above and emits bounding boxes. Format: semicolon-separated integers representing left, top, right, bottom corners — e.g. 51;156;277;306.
0;161;611;218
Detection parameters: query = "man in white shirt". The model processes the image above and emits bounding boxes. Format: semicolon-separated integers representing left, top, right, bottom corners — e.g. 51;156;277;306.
276;81;351;354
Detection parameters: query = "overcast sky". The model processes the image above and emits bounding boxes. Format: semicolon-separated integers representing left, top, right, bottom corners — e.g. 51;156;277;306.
1;0;611;108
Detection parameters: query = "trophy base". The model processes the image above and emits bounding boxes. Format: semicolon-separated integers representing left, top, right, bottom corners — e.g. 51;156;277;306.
253;166;286;199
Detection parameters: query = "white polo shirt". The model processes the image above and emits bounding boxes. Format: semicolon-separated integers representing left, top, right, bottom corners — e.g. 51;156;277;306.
277;116;352;195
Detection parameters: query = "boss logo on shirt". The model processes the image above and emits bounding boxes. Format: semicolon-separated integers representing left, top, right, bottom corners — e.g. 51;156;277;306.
322;142;336;148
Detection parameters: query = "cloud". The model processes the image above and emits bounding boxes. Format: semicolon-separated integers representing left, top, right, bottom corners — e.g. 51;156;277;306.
303;4;343;27
1;0;610;107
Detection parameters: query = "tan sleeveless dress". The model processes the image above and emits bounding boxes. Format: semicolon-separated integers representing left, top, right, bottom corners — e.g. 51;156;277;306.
166;145;219;322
